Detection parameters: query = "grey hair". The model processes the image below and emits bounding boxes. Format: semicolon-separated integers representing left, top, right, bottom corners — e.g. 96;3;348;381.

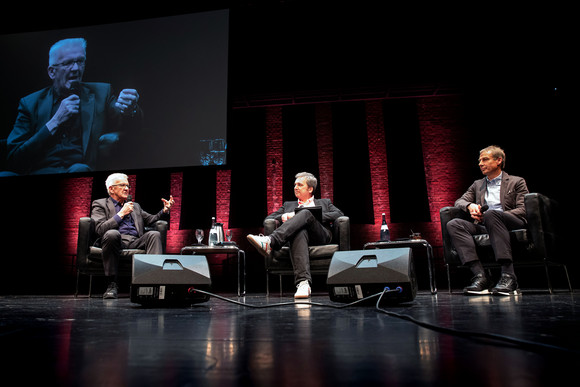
49;38;87;66
105;173;128;190
295;172;317;192
480;145;506;169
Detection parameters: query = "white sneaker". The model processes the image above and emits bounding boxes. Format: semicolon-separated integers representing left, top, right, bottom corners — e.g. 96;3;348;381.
247;234;272;257
294;280;311;299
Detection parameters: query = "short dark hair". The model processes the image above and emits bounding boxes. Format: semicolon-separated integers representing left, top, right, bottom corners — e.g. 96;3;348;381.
295;172;317;192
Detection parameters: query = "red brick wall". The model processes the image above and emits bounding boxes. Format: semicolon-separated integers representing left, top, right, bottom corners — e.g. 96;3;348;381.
59;176;93;262
361;100;390;244
166;172;191;254
417;95;472;248
60;94;471;283
315;103;334;201
266;106;284;214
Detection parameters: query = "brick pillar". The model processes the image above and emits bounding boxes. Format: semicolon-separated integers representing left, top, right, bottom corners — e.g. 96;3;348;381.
315;103;334;201
166;171;191;253
128;174;137;201
60;176;93;260
216;169;232;230
364;100;390;242
265;106;284;213
417;95;470;247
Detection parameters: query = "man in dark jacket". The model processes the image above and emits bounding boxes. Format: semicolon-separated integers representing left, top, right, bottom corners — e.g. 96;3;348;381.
247;172;344;299
3;38;141;175
92;173;174;299
446;146;529;296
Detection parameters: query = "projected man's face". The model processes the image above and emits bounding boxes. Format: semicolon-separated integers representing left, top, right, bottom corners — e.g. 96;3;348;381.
47;44;86;95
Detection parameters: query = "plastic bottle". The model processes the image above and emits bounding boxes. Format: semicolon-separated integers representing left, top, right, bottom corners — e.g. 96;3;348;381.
380;213;390;242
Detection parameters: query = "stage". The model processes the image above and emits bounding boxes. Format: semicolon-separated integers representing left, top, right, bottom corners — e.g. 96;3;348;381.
1;290;578;386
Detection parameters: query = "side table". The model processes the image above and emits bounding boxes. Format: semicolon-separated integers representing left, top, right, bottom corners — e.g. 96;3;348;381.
363;239;437;294
180;244;246;296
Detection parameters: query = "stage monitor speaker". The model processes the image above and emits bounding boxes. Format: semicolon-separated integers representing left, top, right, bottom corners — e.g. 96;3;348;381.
131;254;211;306
327;247;417;303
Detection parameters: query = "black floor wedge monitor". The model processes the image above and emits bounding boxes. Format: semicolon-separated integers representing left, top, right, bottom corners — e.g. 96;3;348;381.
327;247;417;303
131;254;211;306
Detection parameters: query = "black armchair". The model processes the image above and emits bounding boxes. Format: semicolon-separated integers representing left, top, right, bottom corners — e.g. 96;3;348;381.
263;216;350;296
440;193;571;293
75;216;168;297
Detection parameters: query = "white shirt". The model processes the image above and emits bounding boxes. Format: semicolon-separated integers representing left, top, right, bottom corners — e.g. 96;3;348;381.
298;196;315;208
485;172;503;212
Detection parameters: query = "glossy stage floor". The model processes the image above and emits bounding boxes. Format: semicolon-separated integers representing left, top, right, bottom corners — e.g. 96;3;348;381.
1;289;579;386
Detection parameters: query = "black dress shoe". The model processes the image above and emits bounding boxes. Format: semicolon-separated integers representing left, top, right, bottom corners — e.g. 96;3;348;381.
463;274;492;295
103;282;118;299
492;273;521;296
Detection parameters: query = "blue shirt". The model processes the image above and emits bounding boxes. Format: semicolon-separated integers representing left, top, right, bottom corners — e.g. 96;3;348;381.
485;172;503;212
111;198;139;237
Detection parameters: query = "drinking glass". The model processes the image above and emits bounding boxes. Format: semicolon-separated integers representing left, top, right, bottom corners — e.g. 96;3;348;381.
195;229;204;244
226;229;233;242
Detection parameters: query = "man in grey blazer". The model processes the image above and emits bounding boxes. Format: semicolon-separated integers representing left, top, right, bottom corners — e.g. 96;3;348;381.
446;146;529;296
3;38;141;175
247;172;344;299
91;173;174;299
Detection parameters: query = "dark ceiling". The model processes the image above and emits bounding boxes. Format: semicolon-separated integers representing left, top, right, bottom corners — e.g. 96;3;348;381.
2;1;575;102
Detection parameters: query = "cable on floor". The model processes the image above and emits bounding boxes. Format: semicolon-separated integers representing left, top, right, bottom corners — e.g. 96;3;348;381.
191;287;580;356
190;287;396;309
373;288;580;356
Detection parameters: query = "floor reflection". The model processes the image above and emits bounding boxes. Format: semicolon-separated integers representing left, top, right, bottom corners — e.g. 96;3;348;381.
0;292;578;386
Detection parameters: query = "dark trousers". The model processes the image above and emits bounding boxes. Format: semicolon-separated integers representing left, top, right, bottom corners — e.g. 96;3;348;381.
101;230;163;277
446;210;526;265
269;210;332;285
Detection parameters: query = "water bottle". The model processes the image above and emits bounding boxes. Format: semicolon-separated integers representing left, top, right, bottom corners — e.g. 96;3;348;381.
380;213;390;242
209;217;218;246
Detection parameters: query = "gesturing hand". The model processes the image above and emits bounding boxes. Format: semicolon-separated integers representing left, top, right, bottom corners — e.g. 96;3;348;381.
162;195;175;213
115;89;139;115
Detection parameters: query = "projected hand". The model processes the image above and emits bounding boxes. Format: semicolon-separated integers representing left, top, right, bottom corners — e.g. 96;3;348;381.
47;95;80;134
116;89;139;115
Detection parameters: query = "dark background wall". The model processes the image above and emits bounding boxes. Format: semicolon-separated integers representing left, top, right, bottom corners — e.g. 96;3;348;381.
0;1;575;294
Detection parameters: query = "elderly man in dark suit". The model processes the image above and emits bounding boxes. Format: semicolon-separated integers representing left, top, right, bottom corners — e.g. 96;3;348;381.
3;38;141;175
91;173;174;299
446;145;529;296
247;172;344;299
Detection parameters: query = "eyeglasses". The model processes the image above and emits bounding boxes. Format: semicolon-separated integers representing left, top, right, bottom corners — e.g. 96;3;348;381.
52;58;86;69
112;184;131;189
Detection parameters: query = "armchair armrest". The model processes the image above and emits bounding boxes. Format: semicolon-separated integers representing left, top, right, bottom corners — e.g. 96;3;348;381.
76;217;95;267
524;193;559;260
263;218;279;237
153;220;169;253
439;206;469;265
334;216;350;251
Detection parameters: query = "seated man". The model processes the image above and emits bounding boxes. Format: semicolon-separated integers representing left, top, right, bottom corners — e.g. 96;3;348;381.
247;172;344;299
446;145;529;296
91;173;174;299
